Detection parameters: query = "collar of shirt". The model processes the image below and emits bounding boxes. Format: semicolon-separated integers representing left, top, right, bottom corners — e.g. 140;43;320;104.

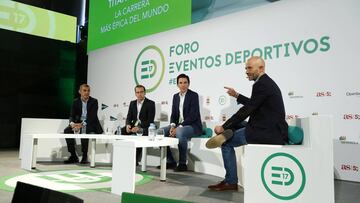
254;73;264;84
179;91;187;98
81;97;89;102
137;99;144;105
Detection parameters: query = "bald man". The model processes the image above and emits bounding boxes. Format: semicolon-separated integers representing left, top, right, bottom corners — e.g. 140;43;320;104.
206;56;288;191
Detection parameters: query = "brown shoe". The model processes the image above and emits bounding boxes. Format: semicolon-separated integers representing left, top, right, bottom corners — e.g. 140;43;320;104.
206;129;233;149
208;181;226;189
209;182;238;191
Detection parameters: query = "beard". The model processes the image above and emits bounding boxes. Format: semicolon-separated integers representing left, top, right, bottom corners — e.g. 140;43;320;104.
247;75;256;81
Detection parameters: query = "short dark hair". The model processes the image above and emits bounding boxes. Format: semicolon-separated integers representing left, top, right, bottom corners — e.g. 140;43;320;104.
176;74;190;84
134;85;146;93
79;84;90;90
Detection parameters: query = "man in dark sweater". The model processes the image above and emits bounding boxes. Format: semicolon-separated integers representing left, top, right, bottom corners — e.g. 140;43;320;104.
206;56;288;191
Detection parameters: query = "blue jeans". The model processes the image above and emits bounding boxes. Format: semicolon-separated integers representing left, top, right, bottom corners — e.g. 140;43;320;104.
221;127;247;184
162;125;195;164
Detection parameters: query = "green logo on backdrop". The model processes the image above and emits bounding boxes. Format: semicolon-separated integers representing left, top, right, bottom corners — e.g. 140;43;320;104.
218;95;226;105
261;152;306;200
140;60;157;79
134;45;165;93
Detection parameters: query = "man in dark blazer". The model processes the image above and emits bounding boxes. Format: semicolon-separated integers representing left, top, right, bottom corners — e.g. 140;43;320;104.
206;56;288;191
162;74;202;172
63;84;103;164
121;85;155;165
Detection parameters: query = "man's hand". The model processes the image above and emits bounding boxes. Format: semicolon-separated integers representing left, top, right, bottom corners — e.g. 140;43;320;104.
131;126;139;133
126;125;132;133
71;123;82;129
169;127;177;137
214;125;224;135
224;86;239;98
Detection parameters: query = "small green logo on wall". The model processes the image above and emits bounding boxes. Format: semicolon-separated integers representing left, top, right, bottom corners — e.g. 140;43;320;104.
218;95;227;105
134;45;165;93
261;152;306;200
0;169;152;192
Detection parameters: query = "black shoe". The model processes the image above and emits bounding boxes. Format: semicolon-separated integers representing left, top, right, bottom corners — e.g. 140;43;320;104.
80;156;89;164
206;129;234;149
64;155;79;164
156;162;177;169
174;164;188;172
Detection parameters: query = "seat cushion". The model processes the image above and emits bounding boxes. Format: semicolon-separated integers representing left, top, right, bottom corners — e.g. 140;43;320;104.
287;126;304;145
193;127;213;138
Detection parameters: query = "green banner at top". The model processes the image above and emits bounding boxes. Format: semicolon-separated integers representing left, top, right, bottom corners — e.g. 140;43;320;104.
88;0;191;52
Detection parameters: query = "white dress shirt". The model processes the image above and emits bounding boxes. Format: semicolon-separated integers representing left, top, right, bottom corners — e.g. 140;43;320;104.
179;91;187;124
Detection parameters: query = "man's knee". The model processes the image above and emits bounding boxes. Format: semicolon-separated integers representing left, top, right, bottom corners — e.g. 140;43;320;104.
176;129;190;140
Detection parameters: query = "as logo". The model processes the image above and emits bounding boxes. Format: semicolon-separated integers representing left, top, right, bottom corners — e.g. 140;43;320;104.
261;152;306;200
134;45;165;93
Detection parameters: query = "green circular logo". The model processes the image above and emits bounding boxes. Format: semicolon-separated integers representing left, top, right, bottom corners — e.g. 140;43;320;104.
261;152;306;200
218;95;226;105
0;169;153;192
134;45;165;93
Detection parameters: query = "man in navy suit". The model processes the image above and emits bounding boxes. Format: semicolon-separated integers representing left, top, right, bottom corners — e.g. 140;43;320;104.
162;74;202;172
63;84;103;164
121;85;155;165
206;56;288;191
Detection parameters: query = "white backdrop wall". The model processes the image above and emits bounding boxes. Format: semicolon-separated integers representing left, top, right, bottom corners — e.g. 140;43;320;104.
88;0;360;142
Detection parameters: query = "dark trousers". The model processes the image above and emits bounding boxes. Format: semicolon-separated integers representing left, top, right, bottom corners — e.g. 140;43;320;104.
64;126;88;157
120;126;146;163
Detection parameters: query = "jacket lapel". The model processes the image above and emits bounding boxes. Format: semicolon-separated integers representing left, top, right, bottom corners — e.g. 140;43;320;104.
138;98;146;118
183;90;191;116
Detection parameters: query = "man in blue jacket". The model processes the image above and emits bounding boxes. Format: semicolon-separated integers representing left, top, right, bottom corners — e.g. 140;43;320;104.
206;56;288;191
162;74;202;172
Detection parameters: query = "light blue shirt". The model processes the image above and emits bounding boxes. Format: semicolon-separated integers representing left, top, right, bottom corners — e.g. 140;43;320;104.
81;100;87;121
